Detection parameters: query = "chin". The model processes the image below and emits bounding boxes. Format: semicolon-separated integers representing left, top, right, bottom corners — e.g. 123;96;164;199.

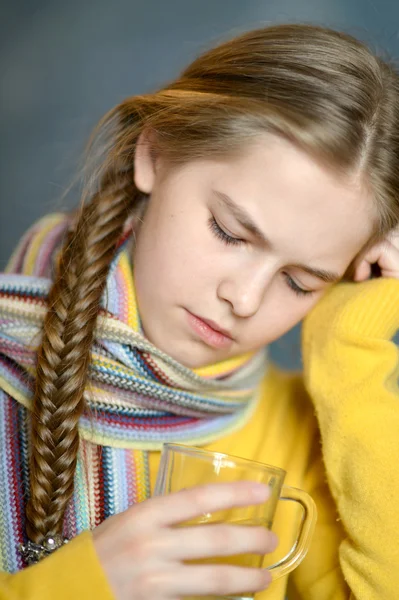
168;340;225;370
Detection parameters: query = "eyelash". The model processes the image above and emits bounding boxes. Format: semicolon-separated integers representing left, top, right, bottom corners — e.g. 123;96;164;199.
208;216;244;246
283;273;314;297
209;216;314;298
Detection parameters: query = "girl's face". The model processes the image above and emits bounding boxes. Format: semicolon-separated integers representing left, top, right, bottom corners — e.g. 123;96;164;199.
133;135;374;368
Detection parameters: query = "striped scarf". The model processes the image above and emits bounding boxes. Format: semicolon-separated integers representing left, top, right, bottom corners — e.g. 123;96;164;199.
0;213;267;572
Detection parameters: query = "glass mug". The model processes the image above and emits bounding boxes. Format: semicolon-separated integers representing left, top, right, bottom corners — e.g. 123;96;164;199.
154;443;317;600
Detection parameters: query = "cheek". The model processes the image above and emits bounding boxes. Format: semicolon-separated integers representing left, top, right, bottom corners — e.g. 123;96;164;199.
248;292;323;347
134;213;210;304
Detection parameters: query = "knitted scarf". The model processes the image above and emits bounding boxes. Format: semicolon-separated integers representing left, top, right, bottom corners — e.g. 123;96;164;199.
0;213;267;572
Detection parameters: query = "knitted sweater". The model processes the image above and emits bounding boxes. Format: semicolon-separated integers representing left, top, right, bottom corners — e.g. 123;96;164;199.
1;276;399;599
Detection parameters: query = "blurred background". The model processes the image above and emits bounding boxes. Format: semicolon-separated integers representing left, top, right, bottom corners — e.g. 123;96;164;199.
1;0;399;368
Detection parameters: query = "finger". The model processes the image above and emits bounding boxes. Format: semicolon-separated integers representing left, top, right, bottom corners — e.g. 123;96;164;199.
387;228;399;249
353;259;371;282
353;243;385;282
171;564;272;597
166;523;278;560
375;240;399;278
136;481;271;528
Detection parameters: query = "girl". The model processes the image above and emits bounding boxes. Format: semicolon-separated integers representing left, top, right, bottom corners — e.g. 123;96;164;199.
1;23;399;600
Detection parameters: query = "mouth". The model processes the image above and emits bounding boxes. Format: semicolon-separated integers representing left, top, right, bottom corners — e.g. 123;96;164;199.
185;310;234;350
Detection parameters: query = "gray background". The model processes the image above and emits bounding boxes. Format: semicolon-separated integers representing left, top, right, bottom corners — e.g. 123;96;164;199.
1;0;398;369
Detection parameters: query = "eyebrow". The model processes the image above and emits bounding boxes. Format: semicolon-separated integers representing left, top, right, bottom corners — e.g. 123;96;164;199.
213;190;342;284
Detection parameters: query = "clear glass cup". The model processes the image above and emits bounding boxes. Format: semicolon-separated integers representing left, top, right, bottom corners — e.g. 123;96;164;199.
154;443;317;600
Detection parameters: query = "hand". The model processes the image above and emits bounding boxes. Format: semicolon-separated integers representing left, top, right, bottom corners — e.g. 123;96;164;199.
354;227;399;282
92;481;277;600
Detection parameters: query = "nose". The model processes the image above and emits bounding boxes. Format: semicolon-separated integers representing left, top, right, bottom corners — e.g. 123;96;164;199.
217;261;273;318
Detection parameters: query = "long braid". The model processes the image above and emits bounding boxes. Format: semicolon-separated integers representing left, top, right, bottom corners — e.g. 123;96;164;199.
26;166;139;542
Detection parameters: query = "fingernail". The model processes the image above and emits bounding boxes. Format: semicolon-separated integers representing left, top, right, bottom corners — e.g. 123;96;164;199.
251;483;271;500
261;569;273;589
269;531;279;551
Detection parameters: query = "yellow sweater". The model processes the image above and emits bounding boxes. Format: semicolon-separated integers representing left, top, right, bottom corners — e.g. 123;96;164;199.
1;276;399;599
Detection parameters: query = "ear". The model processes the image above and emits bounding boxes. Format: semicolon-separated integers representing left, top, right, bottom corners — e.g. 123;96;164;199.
134;130;158;194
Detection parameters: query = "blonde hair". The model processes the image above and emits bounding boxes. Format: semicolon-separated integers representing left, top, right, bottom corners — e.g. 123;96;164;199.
26;23;399;542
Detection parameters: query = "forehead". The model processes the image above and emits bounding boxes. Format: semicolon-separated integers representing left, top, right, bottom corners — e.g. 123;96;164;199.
206;135;376;267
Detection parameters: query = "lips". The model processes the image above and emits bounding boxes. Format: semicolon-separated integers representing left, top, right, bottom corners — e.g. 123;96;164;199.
185;310;234;350
195;315;233;339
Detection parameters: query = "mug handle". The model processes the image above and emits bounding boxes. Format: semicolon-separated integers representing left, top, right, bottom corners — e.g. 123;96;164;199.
265;485;317;579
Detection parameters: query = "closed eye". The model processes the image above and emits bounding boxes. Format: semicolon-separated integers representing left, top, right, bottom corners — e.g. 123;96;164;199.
208;216;245;246
283;272;315;297
209;215;316;296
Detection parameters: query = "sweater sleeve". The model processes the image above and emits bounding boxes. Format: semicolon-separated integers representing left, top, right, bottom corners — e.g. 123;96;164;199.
0;531;115;600
296;277;399;600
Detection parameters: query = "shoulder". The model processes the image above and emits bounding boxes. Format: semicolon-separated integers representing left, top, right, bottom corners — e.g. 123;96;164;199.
260;364;314;423
248;365;319;470
5;213;72;278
